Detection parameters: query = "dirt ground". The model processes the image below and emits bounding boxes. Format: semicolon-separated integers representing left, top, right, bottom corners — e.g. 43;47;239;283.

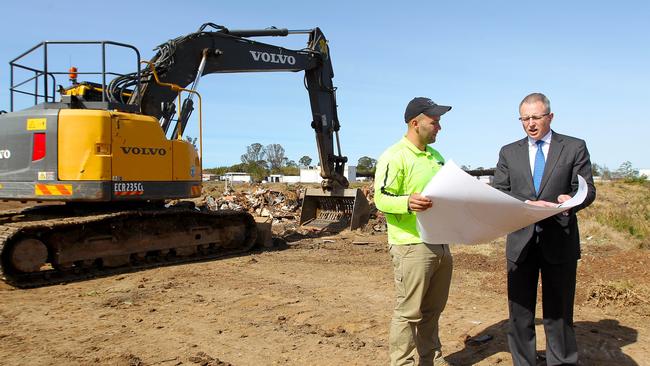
0;192;648;366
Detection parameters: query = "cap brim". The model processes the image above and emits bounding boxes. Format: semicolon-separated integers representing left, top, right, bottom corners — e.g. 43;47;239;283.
422;105;452;117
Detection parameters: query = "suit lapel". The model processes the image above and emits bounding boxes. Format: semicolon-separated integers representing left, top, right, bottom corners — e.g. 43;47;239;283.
515;138;536;195
538;131;564;196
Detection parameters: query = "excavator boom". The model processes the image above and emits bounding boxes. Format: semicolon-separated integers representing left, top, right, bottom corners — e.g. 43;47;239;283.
126;24;350;190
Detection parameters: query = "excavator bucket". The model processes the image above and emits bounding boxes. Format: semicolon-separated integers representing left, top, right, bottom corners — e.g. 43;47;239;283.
300;188;370;231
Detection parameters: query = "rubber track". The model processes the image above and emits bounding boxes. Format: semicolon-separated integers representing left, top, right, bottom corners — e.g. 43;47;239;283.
0;207;256;288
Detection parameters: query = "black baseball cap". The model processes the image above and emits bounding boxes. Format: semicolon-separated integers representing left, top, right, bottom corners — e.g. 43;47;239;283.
404;97;452;122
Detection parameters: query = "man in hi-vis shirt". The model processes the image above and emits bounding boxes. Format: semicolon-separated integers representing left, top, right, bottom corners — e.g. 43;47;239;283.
374;97;454;366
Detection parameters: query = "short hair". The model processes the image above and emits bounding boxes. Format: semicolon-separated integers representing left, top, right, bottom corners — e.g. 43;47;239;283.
408;113;438;128
519;92;551;114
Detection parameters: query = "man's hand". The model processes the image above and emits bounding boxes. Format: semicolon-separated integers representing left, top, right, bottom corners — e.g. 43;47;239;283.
557;194;572;216
408;193;433;212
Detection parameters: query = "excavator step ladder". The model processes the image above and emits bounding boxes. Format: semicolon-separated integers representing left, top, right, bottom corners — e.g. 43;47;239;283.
299;188;370;231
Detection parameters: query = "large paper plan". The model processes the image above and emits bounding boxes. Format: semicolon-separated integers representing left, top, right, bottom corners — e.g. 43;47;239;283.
416;161;588;244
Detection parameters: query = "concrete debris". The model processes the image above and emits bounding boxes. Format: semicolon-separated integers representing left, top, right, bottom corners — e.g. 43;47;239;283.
198;183;384;236
204;187;301;223
372;212;387;232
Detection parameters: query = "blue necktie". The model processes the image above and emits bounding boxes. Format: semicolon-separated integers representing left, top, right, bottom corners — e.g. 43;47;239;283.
533;140;545;194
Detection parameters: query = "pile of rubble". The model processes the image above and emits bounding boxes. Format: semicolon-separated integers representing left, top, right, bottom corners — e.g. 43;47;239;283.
195;183;386;235
204;185;302;224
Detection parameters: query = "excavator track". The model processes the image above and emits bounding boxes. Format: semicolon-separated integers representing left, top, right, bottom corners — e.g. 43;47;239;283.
0;205;257;288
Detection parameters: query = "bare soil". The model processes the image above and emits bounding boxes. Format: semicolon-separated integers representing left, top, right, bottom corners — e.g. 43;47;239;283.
0;195;648;366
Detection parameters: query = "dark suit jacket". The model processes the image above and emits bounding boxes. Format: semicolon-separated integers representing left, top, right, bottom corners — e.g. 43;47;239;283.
494;131;596;264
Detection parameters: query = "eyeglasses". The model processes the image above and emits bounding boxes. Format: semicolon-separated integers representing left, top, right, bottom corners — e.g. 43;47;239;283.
519;113;549;122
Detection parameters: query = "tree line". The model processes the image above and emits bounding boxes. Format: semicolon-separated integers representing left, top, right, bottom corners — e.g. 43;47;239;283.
202;142;379;182
202;141;647;183
593;161;647;182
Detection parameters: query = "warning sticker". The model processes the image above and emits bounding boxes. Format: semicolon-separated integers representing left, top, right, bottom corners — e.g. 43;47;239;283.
27;118;47;131
38;171;56;181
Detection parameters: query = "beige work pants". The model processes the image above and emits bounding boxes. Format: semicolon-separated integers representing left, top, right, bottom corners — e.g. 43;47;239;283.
389;243;453;366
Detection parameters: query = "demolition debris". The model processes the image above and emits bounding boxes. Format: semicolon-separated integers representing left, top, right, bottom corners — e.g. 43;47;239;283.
195;183;381;235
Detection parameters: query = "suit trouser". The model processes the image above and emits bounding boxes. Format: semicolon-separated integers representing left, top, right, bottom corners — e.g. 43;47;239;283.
507;237;578;366
389;243;453;366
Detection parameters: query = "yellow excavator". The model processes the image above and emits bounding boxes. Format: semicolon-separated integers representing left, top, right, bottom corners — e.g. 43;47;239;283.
0;23;369;287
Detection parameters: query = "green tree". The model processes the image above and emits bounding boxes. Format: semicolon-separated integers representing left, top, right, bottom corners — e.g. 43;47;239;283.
247;162;269;182
229;163;248;173
241;143;265;164
204;166;229;175
285;159;297;168
357;156;377;174
264;143;286;172
280;166;300;176
616;161;639;179
239;143;269;181
299;155;312;167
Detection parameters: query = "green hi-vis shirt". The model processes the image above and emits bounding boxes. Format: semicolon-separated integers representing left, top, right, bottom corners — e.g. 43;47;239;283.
374;137;445;245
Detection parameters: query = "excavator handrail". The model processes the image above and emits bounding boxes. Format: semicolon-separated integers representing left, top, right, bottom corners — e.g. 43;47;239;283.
8;40;141;111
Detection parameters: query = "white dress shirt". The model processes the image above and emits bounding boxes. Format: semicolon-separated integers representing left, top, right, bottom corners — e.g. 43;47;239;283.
528;130;552;176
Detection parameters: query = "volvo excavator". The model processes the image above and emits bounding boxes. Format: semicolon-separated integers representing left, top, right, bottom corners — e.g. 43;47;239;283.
0;23;369;288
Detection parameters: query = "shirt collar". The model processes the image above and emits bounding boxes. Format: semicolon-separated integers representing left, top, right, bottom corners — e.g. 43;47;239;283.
527;130;552;147
401;136;432;156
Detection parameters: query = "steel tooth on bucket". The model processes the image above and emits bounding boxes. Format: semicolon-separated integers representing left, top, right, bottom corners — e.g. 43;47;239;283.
299;188;370;231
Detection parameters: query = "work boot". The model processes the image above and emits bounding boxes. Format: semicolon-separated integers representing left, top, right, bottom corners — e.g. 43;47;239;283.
431;350;456;366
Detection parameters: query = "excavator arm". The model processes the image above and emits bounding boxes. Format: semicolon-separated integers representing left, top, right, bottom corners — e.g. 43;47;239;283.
123;24;349;191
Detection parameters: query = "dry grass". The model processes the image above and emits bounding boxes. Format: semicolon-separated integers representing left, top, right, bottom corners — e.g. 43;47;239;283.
579;181;649;249
579;219;637;250
585;280;650;316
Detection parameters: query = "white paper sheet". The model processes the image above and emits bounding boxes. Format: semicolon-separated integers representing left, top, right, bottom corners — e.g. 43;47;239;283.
416;161;587;244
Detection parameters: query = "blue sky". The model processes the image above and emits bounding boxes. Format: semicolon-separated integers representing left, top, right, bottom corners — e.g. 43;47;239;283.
1;1;648;171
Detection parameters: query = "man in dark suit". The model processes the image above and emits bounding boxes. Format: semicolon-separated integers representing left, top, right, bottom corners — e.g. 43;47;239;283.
493;92;596;366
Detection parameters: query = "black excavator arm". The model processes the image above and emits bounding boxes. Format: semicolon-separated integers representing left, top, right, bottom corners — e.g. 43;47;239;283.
118;23;348;191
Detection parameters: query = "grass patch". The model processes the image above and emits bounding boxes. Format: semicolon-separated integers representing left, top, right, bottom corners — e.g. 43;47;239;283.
580;181;650;249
